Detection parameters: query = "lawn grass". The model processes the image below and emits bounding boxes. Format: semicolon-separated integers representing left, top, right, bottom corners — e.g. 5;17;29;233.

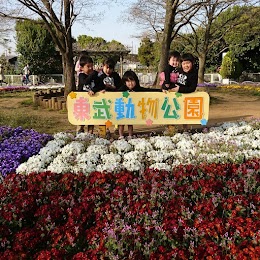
0;91;74;134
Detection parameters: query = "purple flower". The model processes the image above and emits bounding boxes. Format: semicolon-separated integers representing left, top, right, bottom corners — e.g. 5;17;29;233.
0;126;53;178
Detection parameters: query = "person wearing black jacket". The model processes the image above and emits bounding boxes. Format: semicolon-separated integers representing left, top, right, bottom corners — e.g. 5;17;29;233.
98;58;122;137
98;58;122;91
160;51;181;90
97;58;122;137
77;55;104;134
165;53;198;132
78;56;103;95
117;70;160;139
167;53;198;94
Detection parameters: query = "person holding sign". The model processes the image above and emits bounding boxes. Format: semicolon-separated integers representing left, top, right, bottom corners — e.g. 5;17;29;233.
117;70;160;140
98;58;122;91
164;53;198;132
98;58;122;138
167;53;198;94
77;55;104;134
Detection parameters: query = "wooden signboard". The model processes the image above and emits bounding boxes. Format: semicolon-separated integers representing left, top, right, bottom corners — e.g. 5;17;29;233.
67;91;210;127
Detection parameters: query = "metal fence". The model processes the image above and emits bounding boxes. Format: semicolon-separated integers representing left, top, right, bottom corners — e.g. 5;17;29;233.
4;74;64;86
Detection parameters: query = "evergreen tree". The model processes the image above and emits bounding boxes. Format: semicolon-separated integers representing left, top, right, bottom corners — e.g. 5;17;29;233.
16;20;62;75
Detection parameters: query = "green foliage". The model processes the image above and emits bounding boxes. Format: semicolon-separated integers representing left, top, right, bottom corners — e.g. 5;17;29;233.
77;35;106;50
77;35;127;64
223;6;260;72
15;20;62;75
173;5;260;75
0;55;16;74
138;37;154;68
220;52;242;79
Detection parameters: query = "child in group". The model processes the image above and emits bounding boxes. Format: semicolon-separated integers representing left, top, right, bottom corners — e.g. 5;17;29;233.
98;58;122;137
167;53;198;93
98;58;122;91
77;55;104;134
75;51;88;88
160;51;181;91
117;70;158;140
166;53;198;132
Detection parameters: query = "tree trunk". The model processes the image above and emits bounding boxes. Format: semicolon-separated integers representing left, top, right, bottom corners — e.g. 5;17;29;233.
157;0;176;86
198;54;206;84
62;51;76;97
62;0;76;97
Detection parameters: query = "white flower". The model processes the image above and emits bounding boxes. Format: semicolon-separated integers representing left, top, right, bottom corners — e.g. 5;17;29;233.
61;141;85;156
76;152;100;164
146;151;172;163
149;163;172;171
14;120;260;175
87;145;108;155
53;132;74;142
75;132;95;142
95;152;123;172
101;153;121;164
47;154;74;174
93;138;111;146
123;151;143;161
128;138;153;152
150;136;175;150
96;162;123;173
110;139;132;154
122;160;143;172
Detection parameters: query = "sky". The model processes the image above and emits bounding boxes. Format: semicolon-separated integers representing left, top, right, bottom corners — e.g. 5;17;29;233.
0;1;142;56
72;2;141;54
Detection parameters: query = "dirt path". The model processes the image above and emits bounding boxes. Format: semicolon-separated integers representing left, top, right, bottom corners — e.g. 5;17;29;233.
0;89;259;135
208;91;260;125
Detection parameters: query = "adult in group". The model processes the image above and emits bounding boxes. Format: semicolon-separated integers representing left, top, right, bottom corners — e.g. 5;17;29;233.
0;64;7;86
23;64;30;85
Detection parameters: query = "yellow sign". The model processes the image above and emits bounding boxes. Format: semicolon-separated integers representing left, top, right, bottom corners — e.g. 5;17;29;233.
67;91;210;126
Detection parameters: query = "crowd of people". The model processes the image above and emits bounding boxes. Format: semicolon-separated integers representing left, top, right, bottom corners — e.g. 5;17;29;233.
74;51;198;139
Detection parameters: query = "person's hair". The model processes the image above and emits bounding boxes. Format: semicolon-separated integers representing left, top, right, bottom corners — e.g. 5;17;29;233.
168;51;181;61
79;55;93;67
103;58;116;69
79;51;88;57
181;53;195;64
122;70;140;87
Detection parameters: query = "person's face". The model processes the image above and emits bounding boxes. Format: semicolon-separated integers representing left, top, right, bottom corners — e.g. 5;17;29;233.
103;64;114;76
81;63;94;74
125;79;136;90
169;57;179;67
182;60;193;73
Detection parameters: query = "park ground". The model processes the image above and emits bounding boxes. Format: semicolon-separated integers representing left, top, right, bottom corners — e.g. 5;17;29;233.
0;88;259;135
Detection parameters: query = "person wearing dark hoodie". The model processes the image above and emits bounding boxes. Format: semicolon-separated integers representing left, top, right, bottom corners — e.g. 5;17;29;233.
117;70;159;139
162;53;198;132
166;53;198;93
77;55;104;134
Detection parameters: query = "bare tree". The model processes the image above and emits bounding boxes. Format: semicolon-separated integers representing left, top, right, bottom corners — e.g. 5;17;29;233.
0;0;106;96
180;0;255;83
126;0;206;85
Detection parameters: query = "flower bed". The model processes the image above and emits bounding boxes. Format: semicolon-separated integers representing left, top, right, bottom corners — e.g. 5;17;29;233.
0;126;52;178
0;86;30;92
14;120;260;176
217;84;260;94
0;120;259;258
1;160;259;259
